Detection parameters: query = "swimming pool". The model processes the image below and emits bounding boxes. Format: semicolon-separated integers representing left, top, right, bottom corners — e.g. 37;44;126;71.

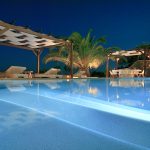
0;78;150;150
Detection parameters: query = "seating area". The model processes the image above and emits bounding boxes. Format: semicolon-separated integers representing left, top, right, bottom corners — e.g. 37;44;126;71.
0;66;28;78
0;65;146;79
34;68;63;78
110;69;144;78
0;66;65;79
107;50;150;78
73;70;87;78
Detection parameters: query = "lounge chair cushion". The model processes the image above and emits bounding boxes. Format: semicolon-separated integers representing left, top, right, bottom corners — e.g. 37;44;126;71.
45;68;60;75
5;66;26;74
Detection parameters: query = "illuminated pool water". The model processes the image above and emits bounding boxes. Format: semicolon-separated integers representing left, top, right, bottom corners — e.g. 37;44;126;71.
0;78;150;150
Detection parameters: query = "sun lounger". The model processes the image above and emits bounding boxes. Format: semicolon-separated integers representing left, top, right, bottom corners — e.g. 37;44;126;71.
73;70;87;78
34;68;63;78
0;66;28;78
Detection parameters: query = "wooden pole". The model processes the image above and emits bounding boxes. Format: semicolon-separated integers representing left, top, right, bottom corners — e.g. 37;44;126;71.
143;50;147;77
116;57;119;69
70;42;73;79
33;49;42;74
37;50;40;74
106;55;109;78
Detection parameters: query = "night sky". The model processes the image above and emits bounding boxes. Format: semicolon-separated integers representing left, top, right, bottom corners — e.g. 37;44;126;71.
0;0;150;71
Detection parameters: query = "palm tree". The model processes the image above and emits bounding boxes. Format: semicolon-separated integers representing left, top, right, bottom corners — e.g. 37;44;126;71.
136;43;150;49
43;30;106;76
135;43;150;57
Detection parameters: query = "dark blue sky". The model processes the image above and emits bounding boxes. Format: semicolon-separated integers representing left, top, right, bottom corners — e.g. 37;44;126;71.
0;0;150;71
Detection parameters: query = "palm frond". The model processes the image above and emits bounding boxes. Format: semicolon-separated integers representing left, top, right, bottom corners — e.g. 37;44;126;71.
44;56;69;65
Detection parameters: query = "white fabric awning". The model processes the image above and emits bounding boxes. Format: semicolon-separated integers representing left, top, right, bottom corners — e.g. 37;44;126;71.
0;20;65;50
111;50;144;57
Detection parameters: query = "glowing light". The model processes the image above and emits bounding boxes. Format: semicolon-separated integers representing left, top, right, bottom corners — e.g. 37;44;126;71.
88;87;98;95
66;75;70;79
89;59;101;68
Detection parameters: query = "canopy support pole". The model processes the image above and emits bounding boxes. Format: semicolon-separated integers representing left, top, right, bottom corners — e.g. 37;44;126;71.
66;41;73;78
33;49;42;74
70;43;73;78
143;50;147;77
106;55;110;78
115;57;119;69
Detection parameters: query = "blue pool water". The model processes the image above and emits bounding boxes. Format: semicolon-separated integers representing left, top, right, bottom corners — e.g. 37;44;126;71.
0;78;150;150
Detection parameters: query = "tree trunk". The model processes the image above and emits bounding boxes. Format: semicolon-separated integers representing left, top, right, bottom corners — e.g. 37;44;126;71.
86;68;90;77
79;68;90;77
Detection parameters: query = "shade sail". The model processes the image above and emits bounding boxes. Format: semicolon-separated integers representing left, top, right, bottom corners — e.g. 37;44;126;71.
0;20;65;50
111;50;144;57
0;20;70;74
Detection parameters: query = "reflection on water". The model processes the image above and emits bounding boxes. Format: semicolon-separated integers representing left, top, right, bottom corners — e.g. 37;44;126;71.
0;102;144;150
0;79;150;150
0;78;150;111
0;101;59;134
88;87;98;95
0;110;48;131
0;100;53;134
110;79;144;87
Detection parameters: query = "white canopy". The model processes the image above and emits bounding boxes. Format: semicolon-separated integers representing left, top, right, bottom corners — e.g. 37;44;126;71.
0;20;65;50
0;20;67;74
111;50;144;57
